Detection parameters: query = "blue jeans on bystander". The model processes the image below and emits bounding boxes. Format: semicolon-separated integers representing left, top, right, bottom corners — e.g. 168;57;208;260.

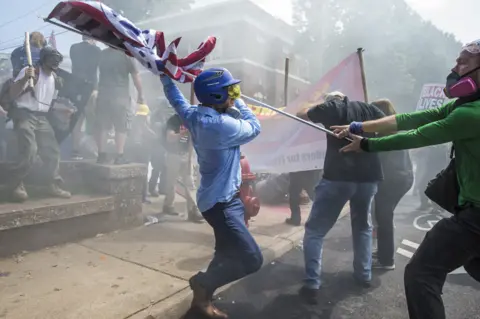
303;179;378;289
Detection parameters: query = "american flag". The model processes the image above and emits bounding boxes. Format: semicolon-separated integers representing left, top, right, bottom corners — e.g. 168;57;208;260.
46;1;216;82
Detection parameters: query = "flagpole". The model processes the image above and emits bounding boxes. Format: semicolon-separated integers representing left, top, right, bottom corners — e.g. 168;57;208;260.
241;95;352;141
284;57;289;106
357;48;369;103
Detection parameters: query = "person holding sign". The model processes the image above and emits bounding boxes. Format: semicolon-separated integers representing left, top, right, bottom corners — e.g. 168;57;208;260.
331;39;480;319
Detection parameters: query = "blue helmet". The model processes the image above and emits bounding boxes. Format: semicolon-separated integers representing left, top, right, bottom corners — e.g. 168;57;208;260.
193;67;241;105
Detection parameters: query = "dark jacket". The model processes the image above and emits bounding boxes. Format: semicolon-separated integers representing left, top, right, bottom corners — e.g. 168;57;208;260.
379;149;413;183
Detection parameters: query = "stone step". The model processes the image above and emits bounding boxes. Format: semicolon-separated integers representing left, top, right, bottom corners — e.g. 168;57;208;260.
0;195;114;231
0;195;124;258
0;162;147;258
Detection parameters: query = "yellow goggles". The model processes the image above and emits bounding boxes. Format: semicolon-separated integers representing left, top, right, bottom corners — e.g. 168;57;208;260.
227;84;241;100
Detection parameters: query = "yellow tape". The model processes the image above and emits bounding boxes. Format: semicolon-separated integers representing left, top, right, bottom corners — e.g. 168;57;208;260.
248;104;286;117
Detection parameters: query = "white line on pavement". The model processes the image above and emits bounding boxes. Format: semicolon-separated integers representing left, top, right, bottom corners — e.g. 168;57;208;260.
397;248;414;258
402;239;420;250
450;267;467;275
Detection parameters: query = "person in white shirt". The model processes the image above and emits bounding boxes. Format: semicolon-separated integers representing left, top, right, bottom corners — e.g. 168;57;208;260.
6;46;71;202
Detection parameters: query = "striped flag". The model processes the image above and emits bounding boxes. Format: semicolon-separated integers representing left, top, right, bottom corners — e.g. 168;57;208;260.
46;1;216;82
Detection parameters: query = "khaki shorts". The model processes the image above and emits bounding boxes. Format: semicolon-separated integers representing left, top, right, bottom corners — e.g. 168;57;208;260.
95;94;133;133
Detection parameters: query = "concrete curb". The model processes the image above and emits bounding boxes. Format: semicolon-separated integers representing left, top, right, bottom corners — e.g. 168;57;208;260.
129;205;350;319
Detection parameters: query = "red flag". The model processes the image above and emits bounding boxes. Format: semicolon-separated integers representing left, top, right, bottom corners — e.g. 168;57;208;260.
48;30;57;49
242;52;366;173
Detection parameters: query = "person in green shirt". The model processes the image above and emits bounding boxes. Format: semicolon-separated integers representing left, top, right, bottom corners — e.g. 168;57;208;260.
331;40;480;319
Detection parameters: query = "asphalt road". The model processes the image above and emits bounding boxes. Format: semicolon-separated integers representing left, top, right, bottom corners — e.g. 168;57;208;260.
185;195;480;319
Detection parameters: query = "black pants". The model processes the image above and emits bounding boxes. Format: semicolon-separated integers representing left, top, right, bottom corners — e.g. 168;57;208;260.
404;205;480;319
288;170;321;222
374;176;413;265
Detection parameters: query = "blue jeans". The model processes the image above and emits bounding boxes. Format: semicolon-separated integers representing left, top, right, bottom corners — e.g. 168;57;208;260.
196;195;263;295
303;179;378;289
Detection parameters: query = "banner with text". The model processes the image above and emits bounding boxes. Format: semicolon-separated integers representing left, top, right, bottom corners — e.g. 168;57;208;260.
242;52;365;173
416;83;450;111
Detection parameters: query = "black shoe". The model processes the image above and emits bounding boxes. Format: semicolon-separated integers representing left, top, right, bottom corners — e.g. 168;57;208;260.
285;217;301;226
96;152;108;164
353;275;371;288
299;286;318;305
114;154;129;165
372;258;395;270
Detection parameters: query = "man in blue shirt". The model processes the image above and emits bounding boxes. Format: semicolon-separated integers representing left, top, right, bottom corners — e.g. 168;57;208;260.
160;68;262;319
10;32;46;78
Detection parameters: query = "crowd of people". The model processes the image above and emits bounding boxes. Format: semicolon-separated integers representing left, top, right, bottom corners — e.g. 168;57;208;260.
0;26;479;319
0;32;204;224
129;35;480;319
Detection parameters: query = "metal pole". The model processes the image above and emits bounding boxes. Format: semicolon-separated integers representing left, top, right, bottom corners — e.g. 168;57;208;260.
284;57;289;106
241;95;352;141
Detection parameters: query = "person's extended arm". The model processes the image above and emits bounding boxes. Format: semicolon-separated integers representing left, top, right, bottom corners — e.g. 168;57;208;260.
364;105;480;152
160;75;193;122
213;99;261;148
92;46;101;90
296;107;310;121
349;103;451;134
131;72;144;103
297;102;333;124
9;67;32;99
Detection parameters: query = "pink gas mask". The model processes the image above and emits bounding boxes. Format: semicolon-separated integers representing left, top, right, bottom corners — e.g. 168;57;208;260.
444;67;480;98
444;40;480;98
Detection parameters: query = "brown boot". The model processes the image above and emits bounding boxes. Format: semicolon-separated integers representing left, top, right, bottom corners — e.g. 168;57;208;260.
10;183;28;202
189;276;228;319
47;184;71;199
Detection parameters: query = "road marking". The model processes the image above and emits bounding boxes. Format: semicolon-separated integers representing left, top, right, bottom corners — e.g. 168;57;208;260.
396;239;467;275
413;214;442;231
402;239;420;250
397;247;414;258
450;267;467;275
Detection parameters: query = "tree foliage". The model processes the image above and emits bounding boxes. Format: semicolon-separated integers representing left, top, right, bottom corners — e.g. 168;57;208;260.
101;0;195;22
292;0;463;112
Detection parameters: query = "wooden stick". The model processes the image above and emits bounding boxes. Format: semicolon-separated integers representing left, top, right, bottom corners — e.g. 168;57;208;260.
25;32;34;88
357;48;369;103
